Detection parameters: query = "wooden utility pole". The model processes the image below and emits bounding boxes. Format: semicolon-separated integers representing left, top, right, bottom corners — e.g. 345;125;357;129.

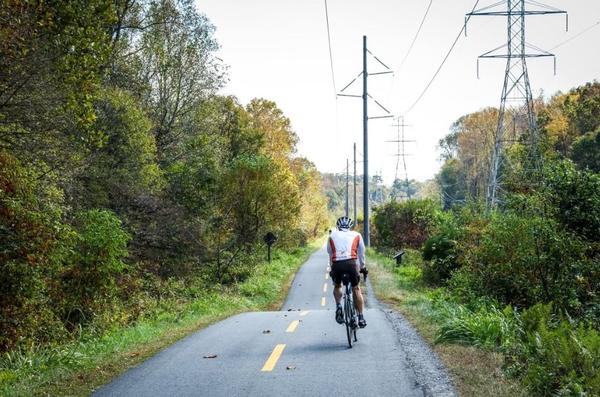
353;142;357;225
345;158;349;217
337;35;393;244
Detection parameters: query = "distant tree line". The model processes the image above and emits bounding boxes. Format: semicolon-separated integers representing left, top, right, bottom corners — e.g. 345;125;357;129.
320;172;432;222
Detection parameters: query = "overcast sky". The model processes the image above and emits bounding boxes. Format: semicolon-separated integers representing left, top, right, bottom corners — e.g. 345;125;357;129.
196;0;600;183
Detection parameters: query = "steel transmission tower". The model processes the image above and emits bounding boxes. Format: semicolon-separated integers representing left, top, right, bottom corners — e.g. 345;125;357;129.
388;116;414;201
466;0;567;209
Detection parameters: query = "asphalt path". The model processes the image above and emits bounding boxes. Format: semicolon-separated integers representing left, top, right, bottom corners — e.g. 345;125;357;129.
92;246;430;396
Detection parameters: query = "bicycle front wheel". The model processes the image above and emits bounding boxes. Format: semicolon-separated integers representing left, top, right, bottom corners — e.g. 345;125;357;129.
350;297;358;343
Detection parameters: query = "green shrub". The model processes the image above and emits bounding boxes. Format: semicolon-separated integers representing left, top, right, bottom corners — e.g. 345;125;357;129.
570;129;600;173
422;235;458;286
74;209;130;276
446;267;486;304
59;209;130;328
372;199;440;250
421;205;485;286
422;234;456;262
0;152;70;351
507;303;600;396
543;159;600;242
450;211;589;314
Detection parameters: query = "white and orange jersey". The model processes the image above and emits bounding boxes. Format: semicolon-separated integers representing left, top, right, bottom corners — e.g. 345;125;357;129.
327;229;366;267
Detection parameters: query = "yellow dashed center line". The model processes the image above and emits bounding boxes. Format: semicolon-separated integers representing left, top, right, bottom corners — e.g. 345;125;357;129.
300;310;309;316
286;320;300;333
261;344;286;372
321;297;326;306
325;272;329;280
323;283;328;293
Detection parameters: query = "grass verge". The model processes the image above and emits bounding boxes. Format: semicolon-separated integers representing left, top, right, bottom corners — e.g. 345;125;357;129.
367;248;526;397
0;239;323;397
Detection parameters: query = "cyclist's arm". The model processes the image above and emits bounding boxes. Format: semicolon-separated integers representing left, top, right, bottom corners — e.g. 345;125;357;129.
357;235;366;269
326;237;333;260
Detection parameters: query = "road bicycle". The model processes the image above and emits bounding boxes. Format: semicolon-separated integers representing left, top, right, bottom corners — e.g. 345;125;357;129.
341;273;358;348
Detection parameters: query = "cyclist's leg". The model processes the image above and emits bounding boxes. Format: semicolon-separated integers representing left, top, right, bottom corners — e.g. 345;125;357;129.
347;262;363;314
330;262;344;324
349;262;367;327
352;286;364;314
330;262;343;305
333;282;343;305
353;286;366;327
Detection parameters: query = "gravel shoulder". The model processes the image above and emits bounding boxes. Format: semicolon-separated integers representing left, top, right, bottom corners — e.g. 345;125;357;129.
365;279;457;397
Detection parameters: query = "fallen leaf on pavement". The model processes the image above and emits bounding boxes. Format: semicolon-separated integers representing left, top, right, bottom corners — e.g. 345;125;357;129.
286;365;297;370
203;354;218;359
262;329;271;334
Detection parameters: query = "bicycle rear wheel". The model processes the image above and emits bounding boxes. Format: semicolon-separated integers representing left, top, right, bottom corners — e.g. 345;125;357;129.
344;290;353;348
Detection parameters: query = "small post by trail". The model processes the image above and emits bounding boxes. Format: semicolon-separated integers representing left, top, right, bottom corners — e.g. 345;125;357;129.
264;232;277;263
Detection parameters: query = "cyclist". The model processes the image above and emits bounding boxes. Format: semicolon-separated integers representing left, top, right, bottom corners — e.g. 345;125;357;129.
327;216;368;328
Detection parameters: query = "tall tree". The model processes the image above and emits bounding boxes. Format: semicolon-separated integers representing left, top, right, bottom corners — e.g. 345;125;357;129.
136;0;225;162
0;1;119;166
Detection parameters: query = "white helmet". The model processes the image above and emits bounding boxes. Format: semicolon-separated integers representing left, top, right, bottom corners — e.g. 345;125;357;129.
336;216;353;230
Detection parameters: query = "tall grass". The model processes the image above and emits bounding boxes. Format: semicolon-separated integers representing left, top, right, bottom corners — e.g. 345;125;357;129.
434;301;517;350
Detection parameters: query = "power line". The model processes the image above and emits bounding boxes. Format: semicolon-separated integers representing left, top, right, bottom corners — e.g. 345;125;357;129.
397;0;434;70
405;0;481;115
387;0;433;119
323;0;337;95
550;19;600;51
323;0;343;163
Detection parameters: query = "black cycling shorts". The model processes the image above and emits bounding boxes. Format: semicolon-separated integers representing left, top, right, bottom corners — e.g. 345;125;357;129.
330;259;360;287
